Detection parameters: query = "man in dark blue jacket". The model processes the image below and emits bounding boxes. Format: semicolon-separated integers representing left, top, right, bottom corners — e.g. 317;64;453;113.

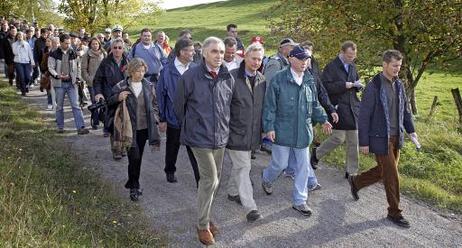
157;38;199;185
313;41;363;179
174;37;234;246
348;49;418;228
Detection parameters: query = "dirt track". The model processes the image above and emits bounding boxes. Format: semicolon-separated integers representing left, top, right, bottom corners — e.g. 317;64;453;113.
24;86;462;247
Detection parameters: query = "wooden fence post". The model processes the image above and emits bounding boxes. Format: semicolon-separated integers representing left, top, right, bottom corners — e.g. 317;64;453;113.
451;88;462;125
427;96;439;120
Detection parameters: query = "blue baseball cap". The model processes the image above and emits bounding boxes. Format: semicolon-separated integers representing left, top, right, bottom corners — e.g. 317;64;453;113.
289;45;311;60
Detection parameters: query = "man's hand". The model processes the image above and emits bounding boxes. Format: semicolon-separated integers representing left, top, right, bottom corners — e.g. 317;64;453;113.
360;146;369;154
118;91;130;101
346;81;354;89
353;80;364;89
322;121;332;134
331;112;339;123
95;94;104;102
159;122;167;133
266;131;275;142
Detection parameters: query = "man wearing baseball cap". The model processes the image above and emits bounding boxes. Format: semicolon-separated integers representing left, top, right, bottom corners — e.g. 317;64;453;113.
263;38;298;83
261;45;332;216
103;25;124;51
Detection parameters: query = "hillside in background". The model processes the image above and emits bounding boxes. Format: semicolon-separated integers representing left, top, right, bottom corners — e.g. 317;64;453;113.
136;0;279;51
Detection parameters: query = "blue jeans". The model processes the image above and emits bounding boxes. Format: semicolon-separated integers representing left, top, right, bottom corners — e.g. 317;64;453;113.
262;144;311;205
55;82;85;129
286;154;318;189
15;63;31;94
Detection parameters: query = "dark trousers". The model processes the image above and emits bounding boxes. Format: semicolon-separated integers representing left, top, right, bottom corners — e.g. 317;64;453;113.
87;86;99;127
353;136;401;218
125;129;148;189
30;65;39;85
7;63;15;85
15;63;31;94
164;126;200;186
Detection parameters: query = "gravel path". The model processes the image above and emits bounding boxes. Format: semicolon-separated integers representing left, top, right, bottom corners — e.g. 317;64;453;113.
23;85;462;247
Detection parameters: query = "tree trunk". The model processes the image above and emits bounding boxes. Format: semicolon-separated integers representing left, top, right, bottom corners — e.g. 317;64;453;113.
409;87;417;115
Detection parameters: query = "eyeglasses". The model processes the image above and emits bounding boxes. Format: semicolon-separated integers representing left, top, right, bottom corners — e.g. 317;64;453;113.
112;46;123;50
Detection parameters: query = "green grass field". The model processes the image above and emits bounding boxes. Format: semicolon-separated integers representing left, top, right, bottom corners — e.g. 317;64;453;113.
0;82;165;247
135;0;462;213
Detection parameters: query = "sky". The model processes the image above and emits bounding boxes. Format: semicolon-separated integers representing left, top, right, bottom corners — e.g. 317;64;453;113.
156;0;228;10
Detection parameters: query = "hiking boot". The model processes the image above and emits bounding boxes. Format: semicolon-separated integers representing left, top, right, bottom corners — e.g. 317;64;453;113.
261;171;273;195
283;170;295;180
113;152;122;160
197;228;215;245
387;215;411;228
292;203;313;216
227;194;242;205
308;183;322;192
246;210;262;222
262;179;273;195
77;128;89;135
129;188;141;201
348;175;359;201
310;147;319;170
166;173;178;183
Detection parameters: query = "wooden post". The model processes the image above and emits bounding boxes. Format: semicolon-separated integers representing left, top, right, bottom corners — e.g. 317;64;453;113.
427;96;439;119
451;88;462;125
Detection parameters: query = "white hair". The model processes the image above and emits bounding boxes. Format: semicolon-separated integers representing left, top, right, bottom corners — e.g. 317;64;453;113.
245;43;264;56
202;36;225;51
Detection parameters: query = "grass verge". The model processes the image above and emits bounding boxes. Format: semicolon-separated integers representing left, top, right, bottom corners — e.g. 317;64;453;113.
0;82;166;247
317;72;462;214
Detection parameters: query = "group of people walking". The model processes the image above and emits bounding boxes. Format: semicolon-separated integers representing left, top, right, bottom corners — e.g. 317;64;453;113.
0;18;420;246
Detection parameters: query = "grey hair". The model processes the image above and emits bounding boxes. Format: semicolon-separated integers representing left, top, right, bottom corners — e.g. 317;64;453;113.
202;36;224;51
111;37;124;47
127;57;148;77
245;43;264;56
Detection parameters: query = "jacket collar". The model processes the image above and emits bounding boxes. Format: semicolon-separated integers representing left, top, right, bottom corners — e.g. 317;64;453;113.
283;67;313;86
200;59;231;80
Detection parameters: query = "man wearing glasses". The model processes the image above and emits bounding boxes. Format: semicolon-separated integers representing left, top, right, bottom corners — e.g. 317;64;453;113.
94;38;129;159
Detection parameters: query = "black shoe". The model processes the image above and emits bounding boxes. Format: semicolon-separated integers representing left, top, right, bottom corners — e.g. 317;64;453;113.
310;147;319;170
91;125;98;130
77;128;89;135
387;215;410;228
292;204;313;216
113;153;122;160
348;175;359;201
227;194;242;205
251;151;256;160
345;171;349;179
129;188;140;201
166;173;178;183
246;210;262;222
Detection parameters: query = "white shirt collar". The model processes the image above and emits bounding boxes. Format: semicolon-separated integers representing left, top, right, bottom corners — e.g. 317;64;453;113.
290;68;304;86
174;57;190;75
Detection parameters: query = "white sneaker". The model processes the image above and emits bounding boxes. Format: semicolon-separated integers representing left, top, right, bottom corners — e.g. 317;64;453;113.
47;104;53;110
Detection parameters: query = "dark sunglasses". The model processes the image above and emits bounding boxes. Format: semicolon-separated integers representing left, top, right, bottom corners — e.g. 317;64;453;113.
112;46;123;50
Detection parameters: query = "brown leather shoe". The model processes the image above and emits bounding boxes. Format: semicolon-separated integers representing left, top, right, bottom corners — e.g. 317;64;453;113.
209;222;219;237
197;228;215;245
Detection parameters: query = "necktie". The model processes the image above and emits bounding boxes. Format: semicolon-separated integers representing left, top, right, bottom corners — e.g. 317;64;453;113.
209;71;218;79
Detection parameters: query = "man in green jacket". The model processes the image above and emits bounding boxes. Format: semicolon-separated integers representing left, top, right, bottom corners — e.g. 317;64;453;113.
261;45;332;216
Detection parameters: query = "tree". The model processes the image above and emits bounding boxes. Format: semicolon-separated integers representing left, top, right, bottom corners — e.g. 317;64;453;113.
268;0;462;114
58;0;162;34
0;0;62;27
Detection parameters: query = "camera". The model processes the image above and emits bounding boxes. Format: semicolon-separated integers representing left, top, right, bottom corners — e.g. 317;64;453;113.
88;98;106;111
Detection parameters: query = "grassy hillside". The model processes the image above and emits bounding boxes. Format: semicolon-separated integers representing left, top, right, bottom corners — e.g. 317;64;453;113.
132;0;462;213
134;0;278;51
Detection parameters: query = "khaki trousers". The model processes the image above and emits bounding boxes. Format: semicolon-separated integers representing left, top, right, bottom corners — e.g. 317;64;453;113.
226;149;258;213
316;129;359;174
191;147;225;230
